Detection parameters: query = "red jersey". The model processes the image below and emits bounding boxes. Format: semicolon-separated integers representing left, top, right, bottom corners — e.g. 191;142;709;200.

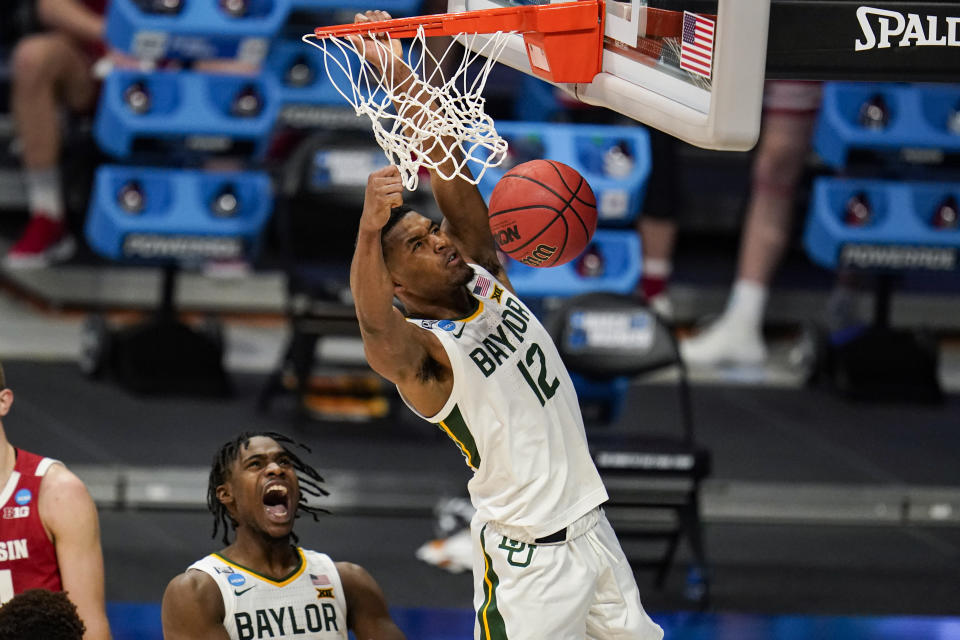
0;449;62;604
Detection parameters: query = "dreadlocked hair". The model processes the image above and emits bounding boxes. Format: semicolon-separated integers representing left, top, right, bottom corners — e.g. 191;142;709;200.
208;431;330;545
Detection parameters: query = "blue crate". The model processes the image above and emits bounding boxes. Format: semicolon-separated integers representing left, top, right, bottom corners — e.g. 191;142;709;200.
266;39;345;108
266;37;389;112
105;0;290;61
85;166;273;264
814;82;960;169
803;177;960;272
505;229;641;298
471;121;650;226
94;69;280;160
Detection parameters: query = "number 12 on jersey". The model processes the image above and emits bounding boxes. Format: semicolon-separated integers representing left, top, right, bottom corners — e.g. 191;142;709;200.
517;343;559;406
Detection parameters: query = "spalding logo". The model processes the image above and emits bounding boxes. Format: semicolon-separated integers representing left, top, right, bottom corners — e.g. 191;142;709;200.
520;244;557;267
855;7;960;51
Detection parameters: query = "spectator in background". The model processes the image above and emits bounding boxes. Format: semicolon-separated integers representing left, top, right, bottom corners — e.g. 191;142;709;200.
5;0;108;269
0;588;86;640
635;129;684;320
637;80;823;365
681;81;823;365
0;362;111;639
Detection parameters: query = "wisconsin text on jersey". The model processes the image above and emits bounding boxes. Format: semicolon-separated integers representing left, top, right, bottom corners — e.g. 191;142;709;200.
234;603;340;640
467;295;533;377
0;538;29;561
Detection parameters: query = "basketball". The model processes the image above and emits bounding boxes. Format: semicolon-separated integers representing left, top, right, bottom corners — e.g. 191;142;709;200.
488;159;598;268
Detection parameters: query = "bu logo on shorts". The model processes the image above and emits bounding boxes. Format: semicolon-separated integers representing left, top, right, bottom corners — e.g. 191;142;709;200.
498;537;535;567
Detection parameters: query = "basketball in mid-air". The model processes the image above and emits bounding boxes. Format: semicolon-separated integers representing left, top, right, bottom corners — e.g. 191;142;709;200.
488;159;597;268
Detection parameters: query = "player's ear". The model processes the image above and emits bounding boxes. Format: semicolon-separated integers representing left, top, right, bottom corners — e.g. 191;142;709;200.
0;388;13;417
216;483;235;512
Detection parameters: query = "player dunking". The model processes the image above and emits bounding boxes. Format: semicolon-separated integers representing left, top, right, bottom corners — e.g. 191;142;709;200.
0;362;111;640
161;432;405;640
350;11;663;639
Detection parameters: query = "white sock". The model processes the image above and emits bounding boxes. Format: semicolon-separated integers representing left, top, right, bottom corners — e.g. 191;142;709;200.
26;167;65;221
722;279;768;333
642;257;672;279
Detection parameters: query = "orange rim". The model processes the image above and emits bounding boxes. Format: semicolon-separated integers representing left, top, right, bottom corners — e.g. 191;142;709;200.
313;1;602;39
311;0;605;84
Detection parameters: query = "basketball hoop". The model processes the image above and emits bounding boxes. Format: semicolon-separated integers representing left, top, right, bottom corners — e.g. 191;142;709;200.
303;2;603;190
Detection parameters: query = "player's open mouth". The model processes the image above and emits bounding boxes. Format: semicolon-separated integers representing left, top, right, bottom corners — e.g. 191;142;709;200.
447;252;460;266
262;483;290;520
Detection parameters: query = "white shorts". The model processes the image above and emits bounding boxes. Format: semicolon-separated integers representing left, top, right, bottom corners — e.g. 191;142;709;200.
471;509;664;640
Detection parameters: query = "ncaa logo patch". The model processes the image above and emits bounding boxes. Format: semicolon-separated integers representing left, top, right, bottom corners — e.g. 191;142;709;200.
15;489;31;506
228;573;246;587
437;320;457;331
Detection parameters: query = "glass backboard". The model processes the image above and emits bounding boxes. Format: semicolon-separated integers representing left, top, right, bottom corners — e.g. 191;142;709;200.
447;0;770;151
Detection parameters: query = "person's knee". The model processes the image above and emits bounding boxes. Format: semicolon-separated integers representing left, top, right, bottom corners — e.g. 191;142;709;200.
752;133;809;191
11;35;68;88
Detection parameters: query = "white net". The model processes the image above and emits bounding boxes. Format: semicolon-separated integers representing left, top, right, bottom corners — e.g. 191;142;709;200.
303;28;512;191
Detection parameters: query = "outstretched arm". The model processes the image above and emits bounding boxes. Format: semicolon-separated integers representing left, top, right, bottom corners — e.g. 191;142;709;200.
432;167;510;290
350;165;452;416
338;562;406;640
353;10;511;289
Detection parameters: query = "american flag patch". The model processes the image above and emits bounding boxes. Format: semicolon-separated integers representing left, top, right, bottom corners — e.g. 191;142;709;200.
680;11;715;79
310;574;331;586
473;275;491;297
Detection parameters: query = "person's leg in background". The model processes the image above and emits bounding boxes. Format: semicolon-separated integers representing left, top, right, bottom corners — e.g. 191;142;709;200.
681;81;822;366
636;128;680;320
6;32;97;269
638;217;677;319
